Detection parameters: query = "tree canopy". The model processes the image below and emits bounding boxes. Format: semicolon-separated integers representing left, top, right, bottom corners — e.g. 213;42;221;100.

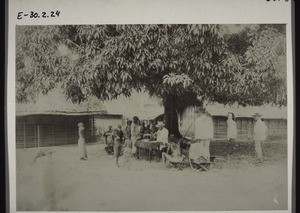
16;24;287;136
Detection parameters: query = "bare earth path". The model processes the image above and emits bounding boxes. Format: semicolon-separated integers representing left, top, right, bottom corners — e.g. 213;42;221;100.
16;142;288;211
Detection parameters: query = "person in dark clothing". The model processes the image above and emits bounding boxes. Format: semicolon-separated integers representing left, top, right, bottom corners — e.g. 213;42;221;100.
113;128;123;167
104;125;113;145
104;126;114;155
149;120;157;135
125;120;132;140
139;121;146;139
145;124;151;134
117;124;124;144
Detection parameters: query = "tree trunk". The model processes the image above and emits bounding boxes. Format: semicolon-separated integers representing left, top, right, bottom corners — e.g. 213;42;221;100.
163;94;183;138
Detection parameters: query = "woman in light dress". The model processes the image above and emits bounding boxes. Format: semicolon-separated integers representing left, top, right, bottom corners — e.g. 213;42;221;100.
227;112;237;158
78;122;88;160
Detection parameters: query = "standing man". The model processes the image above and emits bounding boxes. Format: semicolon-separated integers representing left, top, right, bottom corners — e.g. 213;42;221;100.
139;121;146;139
253;113;267;162
193;108;213;161
117;124;124;144
149;120;157;140
131;116;140;158
125;120;132;141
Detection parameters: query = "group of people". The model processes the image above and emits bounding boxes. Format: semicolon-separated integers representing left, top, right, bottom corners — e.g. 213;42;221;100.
194;108;267;162
77;109;268;167
226;111;267;162
103;116;170;168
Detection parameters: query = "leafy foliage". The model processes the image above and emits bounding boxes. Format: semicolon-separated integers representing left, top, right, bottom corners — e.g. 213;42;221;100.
16;24;287;129
237;26;286;106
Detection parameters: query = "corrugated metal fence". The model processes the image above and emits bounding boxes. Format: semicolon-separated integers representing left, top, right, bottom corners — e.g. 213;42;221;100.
16;115;96;149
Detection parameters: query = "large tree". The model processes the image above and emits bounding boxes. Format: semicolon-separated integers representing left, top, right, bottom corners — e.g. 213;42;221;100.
16;24;286;137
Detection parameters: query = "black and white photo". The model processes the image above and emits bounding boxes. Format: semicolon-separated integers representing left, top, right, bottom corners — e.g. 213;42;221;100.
7;1;293;212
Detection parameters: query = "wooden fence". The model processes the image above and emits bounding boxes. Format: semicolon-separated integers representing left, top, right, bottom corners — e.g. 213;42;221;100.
180;115;287;141
16;114;96;149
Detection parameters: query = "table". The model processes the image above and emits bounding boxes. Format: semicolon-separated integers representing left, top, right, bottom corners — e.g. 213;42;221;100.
135;140;163;163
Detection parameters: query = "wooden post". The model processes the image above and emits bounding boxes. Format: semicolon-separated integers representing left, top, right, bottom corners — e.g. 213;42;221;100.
23;118;26;149
52;116;55;146
34;124;37;147
216;118;219;139
193;109;196;138
64;116;67;144
92;116;95;141
37;124;40;148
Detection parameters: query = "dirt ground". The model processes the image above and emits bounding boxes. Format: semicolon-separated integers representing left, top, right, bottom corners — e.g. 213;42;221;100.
16;141;288;211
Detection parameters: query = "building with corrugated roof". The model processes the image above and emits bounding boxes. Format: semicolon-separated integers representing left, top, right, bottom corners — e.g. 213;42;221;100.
178;104;287;141
16;88;108;148
16;89;163;148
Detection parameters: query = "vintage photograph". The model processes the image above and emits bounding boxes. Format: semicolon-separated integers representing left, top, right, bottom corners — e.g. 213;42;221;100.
15;24;287;211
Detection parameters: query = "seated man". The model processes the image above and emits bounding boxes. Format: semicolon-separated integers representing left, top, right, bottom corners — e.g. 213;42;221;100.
189;140;212;171
162;142;184;169
155;122;169;158
189;140;210;162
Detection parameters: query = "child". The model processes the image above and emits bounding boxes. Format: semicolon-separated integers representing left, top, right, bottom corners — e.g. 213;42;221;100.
104;127;114;155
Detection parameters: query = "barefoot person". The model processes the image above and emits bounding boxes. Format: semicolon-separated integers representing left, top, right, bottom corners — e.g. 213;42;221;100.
104;125;113;145
104;126;114;155
123;136;133;169
131;116;140;158
227;112;237;158
253;113;267;162
139;121;146;139
125;120;132;141
78;122;88;160
113;128;123;167
117;124;124;145
162;142;183;169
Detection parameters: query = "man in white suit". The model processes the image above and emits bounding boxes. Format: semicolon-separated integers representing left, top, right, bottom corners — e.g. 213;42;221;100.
253;113;267;162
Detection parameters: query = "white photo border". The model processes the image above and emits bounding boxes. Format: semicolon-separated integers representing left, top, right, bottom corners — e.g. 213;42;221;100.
7;0;293;212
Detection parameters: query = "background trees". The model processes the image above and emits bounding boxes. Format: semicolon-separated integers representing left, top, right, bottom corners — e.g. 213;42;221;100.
16;24;286;137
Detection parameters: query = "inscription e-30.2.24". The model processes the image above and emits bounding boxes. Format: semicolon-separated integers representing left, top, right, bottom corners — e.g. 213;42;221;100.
17;11;60;20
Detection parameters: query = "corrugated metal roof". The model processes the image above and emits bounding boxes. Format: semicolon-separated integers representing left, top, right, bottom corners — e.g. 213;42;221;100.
205;103;287;119
16;89;163;119
17;88;285;120
16;111;105;116
16;88;107;116
103;91;164;120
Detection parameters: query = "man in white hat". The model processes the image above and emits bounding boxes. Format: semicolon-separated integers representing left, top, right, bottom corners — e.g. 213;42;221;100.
253;113;267;162
156;121;169;153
